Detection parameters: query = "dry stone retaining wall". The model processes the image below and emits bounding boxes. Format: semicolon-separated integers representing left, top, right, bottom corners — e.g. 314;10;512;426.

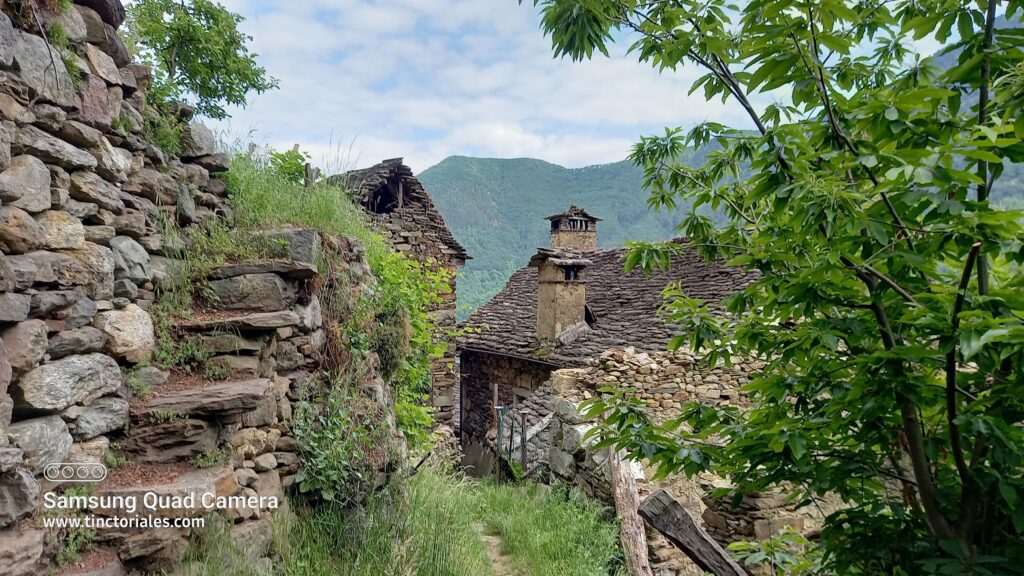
0;4;402;574
547;347;823;576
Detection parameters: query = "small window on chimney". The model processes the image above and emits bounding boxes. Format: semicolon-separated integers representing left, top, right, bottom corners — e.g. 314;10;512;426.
563;266;582;281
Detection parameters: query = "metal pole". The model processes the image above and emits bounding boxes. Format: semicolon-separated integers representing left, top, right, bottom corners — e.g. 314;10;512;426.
495;405;505;458
519;410;528;471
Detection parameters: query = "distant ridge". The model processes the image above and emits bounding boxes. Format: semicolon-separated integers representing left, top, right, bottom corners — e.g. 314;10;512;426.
418;155;700;318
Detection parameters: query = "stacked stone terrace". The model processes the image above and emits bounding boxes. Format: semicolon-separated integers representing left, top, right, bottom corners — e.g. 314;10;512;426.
0;3;398;573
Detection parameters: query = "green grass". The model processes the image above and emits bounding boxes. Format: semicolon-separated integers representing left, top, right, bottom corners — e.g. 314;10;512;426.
225;153;391;264
182;469;622;576
279;468;491;576
474;481;624;576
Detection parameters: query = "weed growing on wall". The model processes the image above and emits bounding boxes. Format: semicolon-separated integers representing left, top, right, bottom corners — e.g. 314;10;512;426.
291;372;387;504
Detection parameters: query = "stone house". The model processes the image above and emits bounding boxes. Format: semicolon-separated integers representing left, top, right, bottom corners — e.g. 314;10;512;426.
458;205;755;457
339;158;469;426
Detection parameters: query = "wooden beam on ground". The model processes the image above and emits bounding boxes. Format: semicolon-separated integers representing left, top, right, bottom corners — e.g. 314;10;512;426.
638;490;749;576
609;448;654;576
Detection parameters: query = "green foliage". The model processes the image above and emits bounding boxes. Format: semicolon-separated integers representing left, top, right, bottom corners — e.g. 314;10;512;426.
111;115;132;136
728;527;823;575
104;450;130;471
191;449;229;469
369;304;411;382
270;147;312;185
225;150;454;437
55;486;97;567
532;0;1024;572
142;111;184;156
367;252;451;394
125;0;277;119
149;409;184;423
44;22;82;91
291;379;384;504
270;470;492;576
395;391;435;452
123;366;152;398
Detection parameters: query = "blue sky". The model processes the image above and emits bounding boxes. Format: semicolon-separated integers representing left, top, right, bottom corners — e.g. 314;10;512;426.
209;0;755;173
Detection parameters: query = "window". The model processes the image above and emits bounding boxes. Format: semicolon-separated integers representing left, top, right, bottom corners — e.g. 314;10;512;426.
366;176;403;214
563;266;582;281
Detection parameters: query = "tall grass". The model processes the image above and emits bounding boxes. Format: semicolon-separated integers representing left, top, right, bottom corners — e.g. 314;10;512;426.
223;153;392;264
475;482;624;576
272;469;492;576
181;469;621;576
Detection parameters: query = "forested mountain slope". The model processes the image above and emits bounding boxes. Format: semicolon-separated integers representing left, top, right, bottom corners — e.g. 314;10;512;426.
419;156;695;317
422;151;1023;318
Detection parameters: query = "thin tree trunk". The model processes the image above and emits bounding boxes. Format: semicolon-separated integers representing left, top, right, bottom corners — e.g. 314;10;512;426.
609;447;655;576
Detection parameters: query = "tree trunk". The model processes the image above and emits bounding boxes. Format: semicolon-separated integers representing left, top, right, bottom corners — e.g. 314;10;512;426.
609;447;655;576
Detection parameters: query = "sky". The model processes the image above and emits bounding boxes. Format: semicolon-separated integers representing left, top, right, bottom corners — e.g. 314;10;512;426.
208;0;755;174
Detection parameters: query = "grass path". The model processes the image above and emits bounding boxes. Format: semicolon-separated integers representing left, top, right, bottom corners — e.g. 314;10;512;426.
476;524;518;576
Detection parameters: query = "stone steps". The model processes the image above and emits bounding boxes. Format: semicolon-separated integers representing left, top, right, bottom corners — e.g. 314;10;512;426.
93;465;238;518
175;310;302;332
205;259;317;280
134;378;272;418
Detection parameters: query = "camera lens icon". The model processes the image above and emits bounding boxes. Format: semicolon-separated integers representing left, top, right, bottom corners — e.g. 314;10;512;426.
43;462;108;483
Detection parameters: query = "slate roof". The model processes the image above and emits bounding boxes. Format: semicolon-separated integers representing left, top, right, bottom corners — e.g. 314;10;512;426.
335;158;469;261
547;205;603;222
459;240;757;366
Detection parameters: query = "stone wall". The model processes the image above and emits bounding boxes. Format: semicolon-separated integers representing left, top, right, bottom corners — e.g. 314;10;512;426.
547;347;823;576
350;160;466;427
0;4;403;574
458;349;555;449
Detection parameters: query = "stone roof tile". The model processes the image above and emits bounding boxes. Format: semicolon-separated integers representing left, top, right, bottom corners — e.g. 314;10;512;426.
459;240;757;366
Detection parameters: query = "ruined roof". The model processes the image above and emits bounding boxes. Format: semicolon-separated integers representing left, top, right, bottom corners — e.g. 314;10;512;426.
335;158;470;261
546;205;603;222
459;240;757;366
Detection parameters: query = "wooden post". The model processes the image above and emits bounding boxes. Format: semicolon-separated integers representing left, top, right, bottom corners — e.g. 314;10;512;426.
609;448;654;576
638;490;749;576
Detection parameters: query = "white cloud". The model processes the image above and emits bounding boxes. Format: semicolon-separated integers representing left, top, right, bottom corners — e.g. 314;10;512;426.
209;0;756;173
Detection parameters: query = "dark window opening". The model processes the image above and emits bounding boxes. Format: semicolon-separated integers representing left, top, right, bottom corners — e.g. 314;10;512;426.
366;176;404;214
563;266;582;281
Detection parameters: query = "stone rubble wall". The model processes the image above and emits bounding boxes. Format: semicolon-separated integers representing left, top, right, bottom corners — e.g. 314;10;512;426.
546;347;822;576
355;164;464;427
0;4;402;574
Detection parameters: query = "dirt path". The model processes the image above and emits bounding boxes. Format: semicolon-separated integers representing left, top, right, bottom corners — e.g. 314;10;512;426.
477;524;518;576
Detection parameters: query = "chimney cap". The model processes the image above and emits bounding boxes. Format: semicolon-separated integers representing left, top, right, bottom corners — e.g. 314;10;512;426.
529;247;592;268
545;205;603;222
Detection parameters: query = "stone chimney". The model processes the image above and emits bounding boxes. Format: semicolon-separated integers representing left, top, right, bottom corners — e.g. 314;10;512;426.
546;205;601;251
530;248;592;342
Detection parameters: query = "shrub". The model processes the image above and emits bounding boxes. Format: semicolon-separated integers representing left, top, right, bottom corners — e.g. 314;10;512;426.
291;378;386;505
270;147;312;185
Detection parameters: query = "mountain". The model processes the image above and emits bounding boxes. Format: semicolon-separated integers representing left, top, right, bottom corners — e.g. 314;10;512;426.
419;156;697;318
422;151;1024;320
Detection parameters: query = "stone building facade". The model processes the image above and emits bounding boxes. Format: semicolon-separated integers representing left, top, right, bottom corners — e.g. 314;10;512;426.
456;207;827;570
338;159;469;427
458;207;756;464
